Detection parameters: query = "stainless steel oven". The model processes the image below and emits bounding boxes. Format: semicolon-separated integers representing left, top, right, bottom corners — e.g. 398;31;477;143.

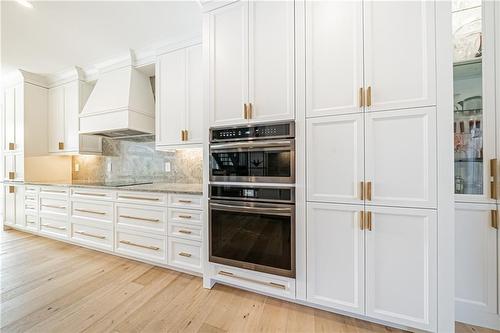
209;122;295;183
209;184;295;278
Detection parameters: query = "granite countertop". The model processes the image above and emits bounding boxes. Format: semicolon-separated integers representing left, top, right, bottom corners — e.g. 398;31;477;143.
3;180;203;195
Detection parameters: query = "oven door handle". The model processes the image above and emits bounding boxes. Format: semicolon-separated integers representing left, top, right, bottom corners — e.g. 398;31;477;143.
210;140;294;150
210;202;293;216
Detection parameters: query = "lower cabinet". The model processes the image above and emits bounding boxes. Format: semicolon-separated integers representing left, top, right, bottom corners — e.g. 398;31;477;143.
455;203;498;328
39;216;69;239
307;202;437;331
168;237;202;272
115;228;167;264
4;184;24;228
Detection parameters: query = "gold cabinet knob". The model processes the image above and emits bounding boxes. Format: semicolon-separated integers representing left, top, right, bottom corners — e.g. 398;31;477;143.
58;142;64;150
8;142;15;150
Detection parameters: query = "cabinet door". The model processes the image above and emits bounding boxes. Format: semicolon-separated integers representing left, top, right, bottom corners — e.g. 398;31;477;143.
365;206;437;331
208;1;249;126
4;153;24;181
4;86;16;152
365;107;436;208
186;44;203;144
14;185;25;228
305;0;363;117
248;0;294;122
364;1;436;112
4;185;16;226
48;85;65;153
307;114;364;204
63;81;79;152
156;49;186;146
306;202;364;314
14;84;24;152
455;203;498;319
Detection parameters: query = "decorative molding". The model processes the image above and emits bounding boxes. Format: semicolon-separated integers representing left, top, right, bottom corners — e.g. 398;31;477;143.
155;37;202;57
45;66;86;88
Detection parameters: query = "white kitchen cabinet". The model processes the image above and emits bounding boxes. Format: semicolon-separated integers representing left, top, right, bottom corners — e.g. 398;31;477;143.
305;0;363;117
363;0;436;112
306;202;364;314
3;84;24;153
364;107;437;209
455;203;498;326
156;43;203;148
208;0;294;126
365;205;437;331
4;184;24;229
48;80;101;154
307;114;364;204
3;153;24;181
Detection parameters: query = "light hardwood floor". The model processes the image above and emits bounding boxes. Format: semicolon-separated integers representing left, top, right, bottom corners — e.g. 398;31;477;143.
0;229;494;333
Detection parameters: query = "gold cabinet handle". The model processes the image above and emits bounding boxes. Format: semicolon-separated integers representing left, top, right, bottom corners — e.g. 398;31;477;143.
178;229;192;235
366;86;372;107
218;271;286;290
366;182;372;201
248;103;253;119
178;199;192;204
366;211;372;231
119;240;160;251
74;192;107;197
491;159;497;199
359;88;365;107
119;215;160;223
178;252;192;257
58;142;64;150
42;223;66;230
118;195;160;201
8;171;15;180
75;230;106;239
492;210;498;229
42;189;67;194
243;103;248;119
26;220;36;224
360;181;365;200
41;204;66;209
184;130;188;141
360;211;365;230
75;208;106;215
8;186;15;193
8;142;15;150
178;214;192;219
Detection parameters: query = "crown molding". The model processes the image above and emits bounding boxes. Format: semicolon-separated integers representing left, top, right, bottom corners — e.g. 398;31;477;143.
45;66;87;88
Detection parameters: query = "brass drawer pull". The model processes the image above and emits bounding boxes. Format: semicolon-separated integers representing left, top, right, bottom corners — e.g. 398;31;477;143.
75;230;106;239
178;229;192;235
248;103;253;119
8;186;15;193
8;172;15;180
366;211;372;231
360;181;365;200
42;189;67;194
360;211;365;230
26;221;36;224
178;214;192;219
243;103;248;119
25;204;36;209
75;208;106;215
178;252;192;257
491;159;497;199
74;192;107;197
178;199;192;204
41;204;66;209
359;87;365;107
118;195;160;201
8;142;15;150
492;210;498;229
366;86;372;106
120;215;160;223
119;240;160;251
58;142;64;150
366;182;372;201
42;223;66;230
218;271;286;290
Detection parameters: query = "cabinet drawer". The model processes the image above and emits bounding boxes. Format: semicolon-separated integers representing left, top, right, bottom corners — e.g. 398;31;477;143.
116;192;166;205
40;187;68;198
71;222;113;251
168;208;203;225
25;214;38;231
168;193;202;209
71;188;115;201
168;237;202;272
25;200;37;214
115;230;166;263
71;200;113;224
39;197;68;217
40;217;68;239
116;204;166;234
168;223;202;241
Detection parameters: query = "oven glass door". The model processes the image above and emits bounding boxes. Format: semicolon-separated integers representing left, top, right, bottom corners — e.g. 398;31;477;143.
209;140;294;183
209;201;295;277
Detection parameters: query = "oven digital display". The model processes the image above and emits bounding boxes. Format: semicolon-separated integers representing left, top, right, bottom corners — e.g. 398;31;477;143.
243;189;256;197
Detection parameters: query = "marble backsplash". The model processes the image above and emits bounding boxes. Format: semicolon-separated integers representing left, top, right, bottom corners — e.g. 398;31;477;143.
72;137;203;184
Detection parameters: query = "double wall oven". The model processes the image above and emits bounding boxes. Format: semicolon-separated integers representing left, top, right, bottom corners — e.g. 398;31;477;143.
208;122;296;278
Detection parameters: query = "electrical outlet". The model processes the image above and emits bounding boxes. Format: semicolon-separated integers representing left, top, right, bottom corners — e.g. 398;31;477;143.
74;163;80;172
107;162;112;172
164;162;171;172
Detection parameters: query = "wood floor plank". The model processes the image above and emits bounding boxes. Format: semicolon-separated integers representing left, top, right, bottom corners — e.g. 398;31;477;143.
0;229;494;333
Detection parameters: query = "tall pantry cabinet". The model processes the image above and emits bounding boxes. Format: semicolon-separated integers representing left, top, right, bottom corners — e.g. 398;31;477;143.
303;1;450;332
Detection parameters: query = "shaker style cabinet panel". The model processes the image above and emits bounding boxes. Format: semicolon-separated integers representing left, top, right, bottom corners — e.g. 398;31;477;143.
306;203;365;314
4;185;25;228
248;0;295;123
364;107;437;208
156;44;203;147
365;206;437;332
305;0;363;117
3;153;24;181
307;114;364;204
363;0;436;112
48;85;65;153
3;84;24;153
455;203;498;319
208;1;249;127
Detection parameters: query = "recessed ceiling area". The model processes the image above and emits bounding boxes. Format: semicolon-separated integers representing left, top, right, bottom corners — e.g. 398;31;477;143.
1;1;202;76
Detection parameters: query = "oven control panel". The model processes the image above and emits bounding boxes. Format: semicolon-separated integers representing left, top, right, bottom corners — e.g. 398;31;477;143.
210;122;294;142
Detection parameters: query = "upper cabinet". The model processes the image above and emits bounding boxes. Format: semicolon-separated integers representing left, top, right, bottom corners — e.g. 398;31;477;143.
208;0;295;127
156;43;203;148
306;0;436;118
48;80;102;155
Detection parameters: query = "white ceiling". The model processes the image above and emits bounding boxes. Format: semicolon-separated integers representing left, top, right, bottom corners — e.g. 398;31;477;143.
1;1;202;76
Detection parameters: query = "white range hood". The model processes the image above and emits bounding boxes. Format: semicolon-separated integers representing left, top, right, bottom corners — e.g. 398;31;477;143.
80;63;155;138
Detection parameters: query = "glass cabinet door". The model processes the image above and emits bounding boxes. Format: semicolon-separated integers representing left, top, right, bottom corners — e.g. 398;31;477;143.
452;0;496;201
